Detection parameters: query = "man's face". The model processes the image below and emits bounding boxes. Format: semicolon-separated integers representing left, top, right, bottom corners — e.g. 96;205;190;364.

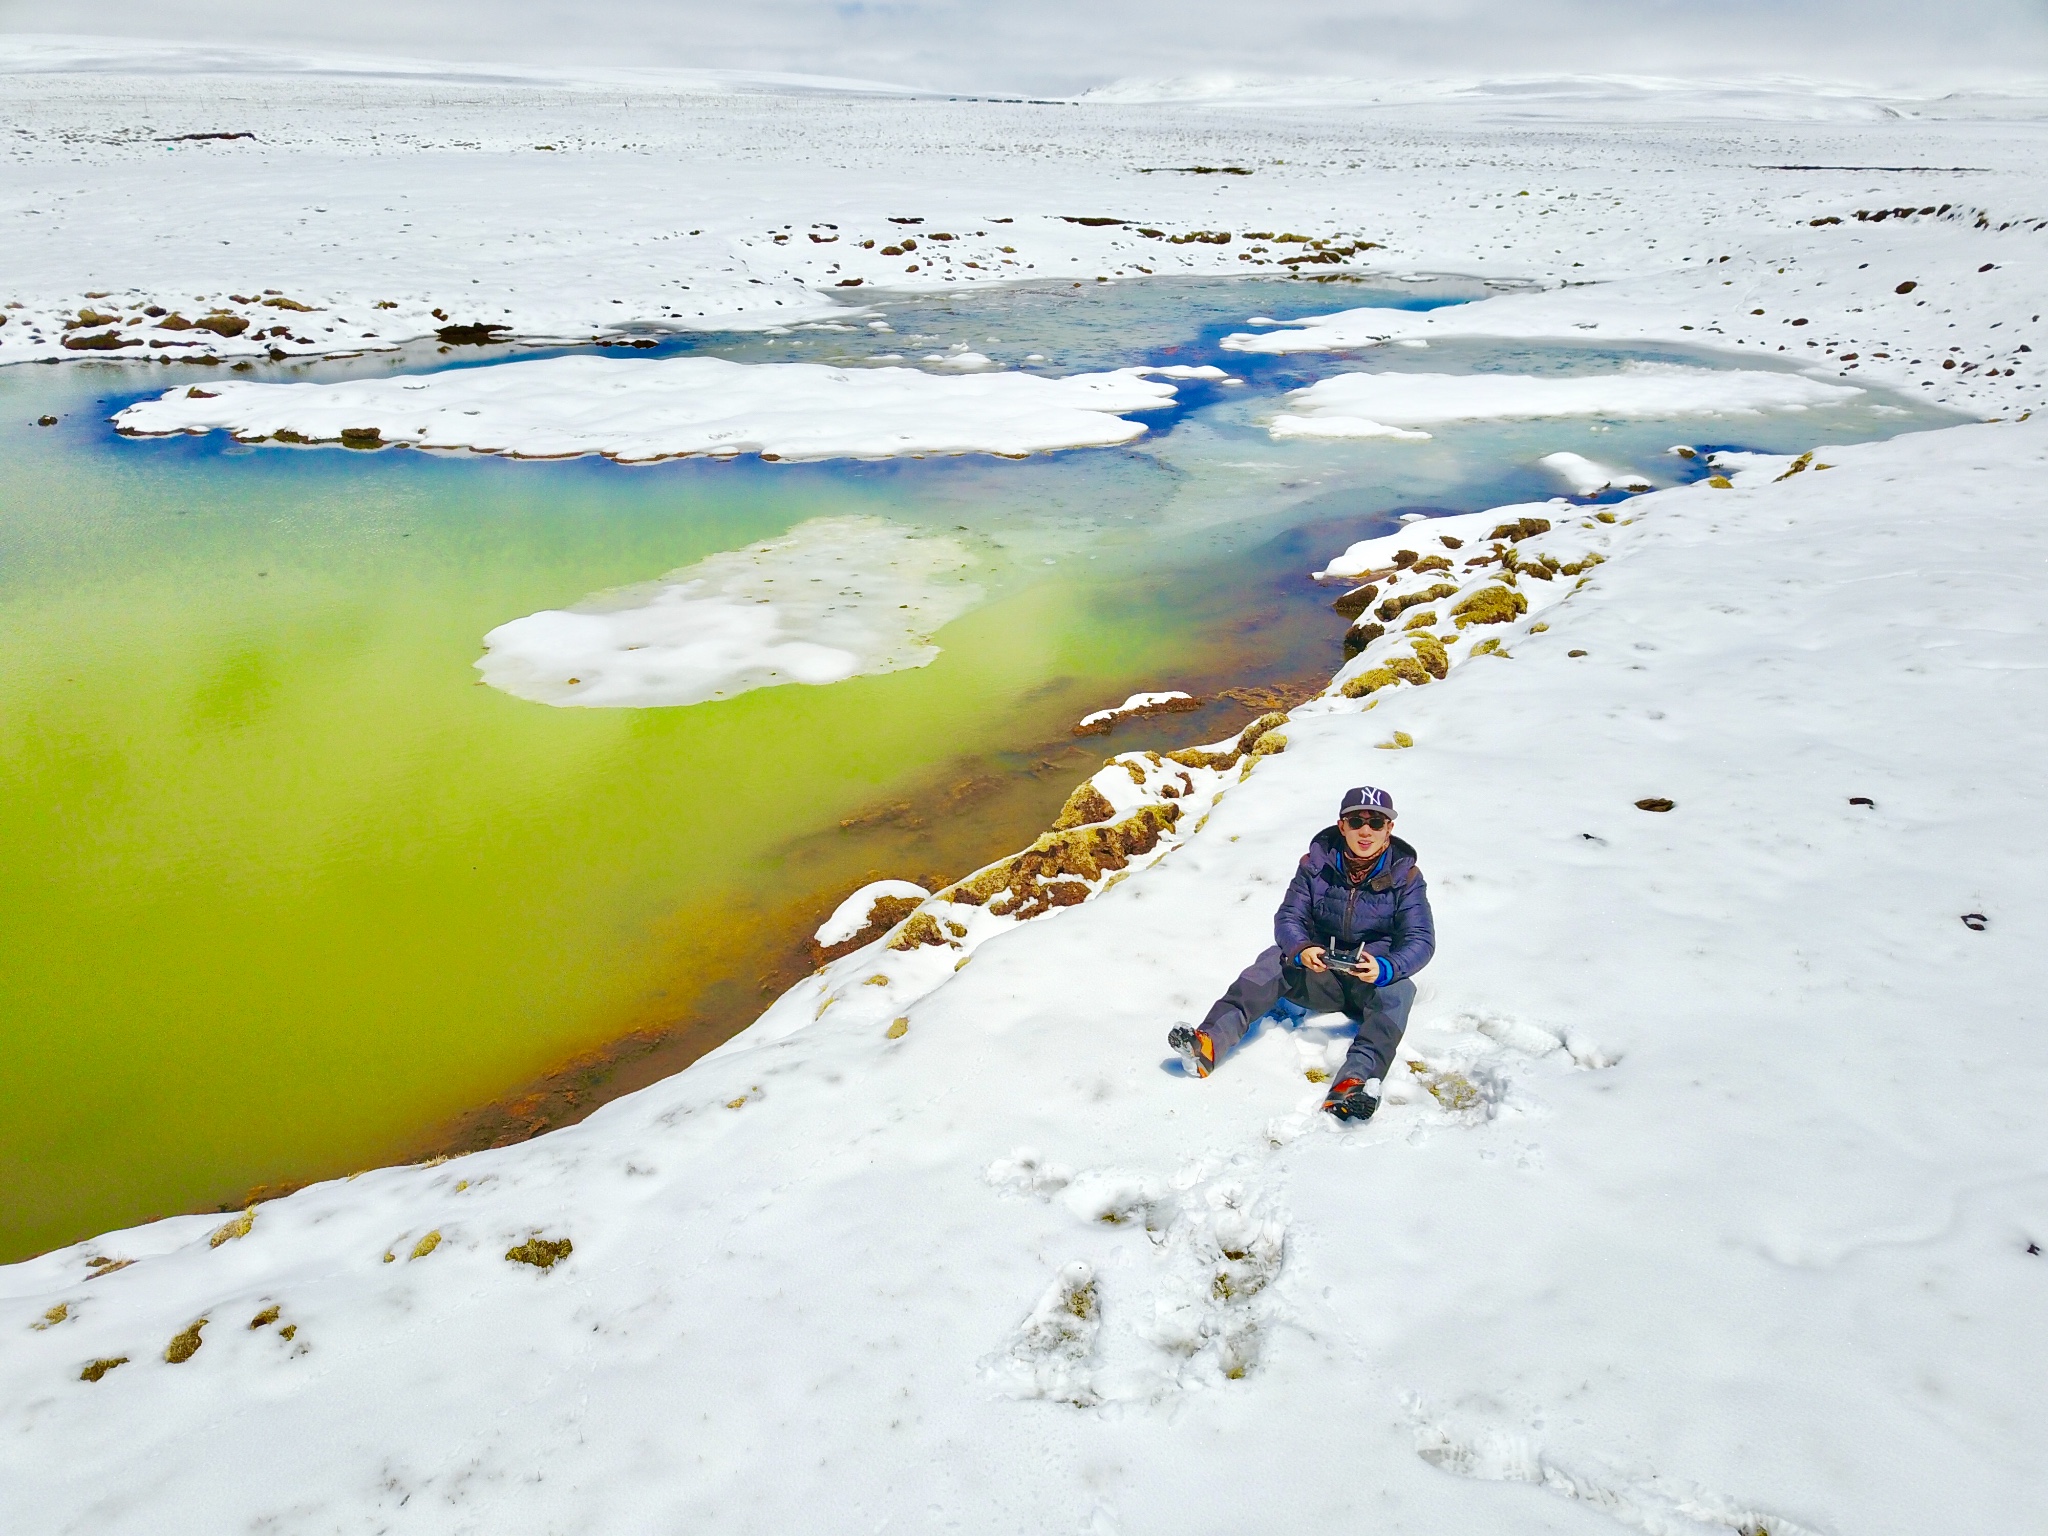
1339;811;1393;860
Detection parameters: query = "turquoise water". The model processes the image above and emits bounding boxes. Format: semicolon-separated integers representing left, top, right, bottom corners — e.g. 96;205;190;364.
0;276;1967;1260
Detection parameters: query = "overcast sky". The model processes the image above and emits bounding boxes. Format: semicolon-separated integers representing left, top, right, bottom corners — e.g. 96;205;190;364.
5;0;2045;95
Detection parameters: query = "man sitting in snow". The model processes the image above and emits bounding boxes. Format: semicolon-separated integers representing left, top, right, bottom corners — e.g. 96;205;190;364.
1169;786;1435;1121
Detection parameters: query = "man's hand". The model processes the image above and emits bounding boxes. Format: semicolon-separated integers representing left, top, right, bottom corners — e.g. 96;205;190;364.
1298;945;1329;973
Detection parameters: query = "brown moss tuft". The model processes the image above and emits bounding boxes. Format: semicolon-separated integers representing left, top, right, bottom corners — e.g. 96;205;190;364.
1469;637;1508;658
1409;554;1452;573
209;1208;255;1248
1409;634;1450;679
1236;712;1289;753
1487;515;1551;542
1560;553;1605;576
1451;586;1528;628
505;1237;573;1270
887;911;949;950
1165;746;1238;771
1341;666;1399;699
1775;451;1814;481
1250;732;1288;756
1342;621;1385;659
410;1230;442;1261
164;1318;207;1363
984;804;1181;921
32;1303;70;1330
1375;583;1459;623
1707;475;1733;489
1401;609;1438;631
248;1306;280;1329
886;1018;908;1039
1052;782;1117;830
1375;731;1414;750
1330;583;1378;618
80;1356;128;1382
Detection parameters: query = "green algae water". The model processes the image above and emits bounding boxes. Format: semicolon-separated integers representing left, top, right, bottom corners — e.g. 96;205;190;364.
0;278;1968;1260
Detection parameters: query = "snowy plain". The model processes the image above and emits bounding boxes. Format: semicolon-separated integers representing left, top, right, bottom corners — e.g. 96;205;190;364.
3;46;2047;1536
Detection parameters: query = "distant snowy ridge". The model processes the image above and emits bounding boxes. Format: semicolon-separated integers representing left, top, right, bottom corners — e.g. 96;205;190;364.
0;34;927;96
112;356;1187;462
1080;71;2048;118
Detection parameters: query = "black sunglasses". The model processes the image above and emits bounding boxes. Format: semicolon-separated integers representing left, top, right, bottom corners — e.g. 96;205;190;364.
1340;811;1391;832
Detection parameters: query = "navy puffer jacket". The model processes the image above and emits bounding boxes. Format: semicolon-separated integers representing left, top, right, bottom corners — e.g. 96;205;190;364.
1273;829;1436;982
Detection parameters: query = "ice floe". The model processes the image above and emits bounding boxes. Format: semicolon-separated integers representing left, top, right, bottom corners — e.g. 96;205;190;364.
1267;363;1861;439
1537;450;1652;494
112;355;1190;463
475;516;980;707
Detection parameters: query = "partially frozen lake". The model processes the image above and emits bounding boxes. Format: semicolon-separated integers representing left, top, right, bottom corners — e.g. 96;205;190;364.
0;275;1965;1260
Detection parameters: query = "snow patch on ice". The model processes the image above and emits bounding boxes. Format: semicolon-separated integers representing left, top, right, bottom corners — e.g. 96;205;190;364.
475;515;980;707
1540;450;1652;495
112;355;1190;463
1268;365;1861;438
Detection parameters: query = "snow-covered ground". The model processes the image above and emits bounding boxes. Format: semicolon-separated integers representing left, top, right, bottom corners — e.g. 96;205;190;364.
4;49;2047;1536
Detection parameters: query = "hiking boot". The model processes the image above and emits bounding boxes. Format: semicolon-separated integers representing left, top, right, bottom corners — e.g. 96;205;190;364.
1321;1076;1382;1121
1168;1025;1216;1079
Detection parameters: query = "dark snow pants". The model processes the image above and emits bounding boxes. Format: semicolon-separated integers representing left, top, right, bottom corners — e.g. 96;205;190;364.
1199;945;1414;1084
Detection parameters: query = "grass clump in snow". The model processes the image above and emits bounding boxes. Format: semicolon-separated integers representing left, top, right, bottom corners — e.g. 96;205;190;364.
1343;620;1385;659
505;1237;573;1270
31;1303;70;1330
1376;732;1414;750
1488;515;1552;542
1250;732;1288;756
1376;583;1459;623
1342;666;1395;699
1410;635;1449;679
80;1356;128;1382
1330;583;1378;618
886;1018;908;1039
948;804;1180;921
1166;746;1238;771
887;911;949;950
1469;638;1509;658
1051;782;1116;830
164;1318;208;1363
1237;712;1289;753
1452;586;1528;628
208;1208;255;1247
1401;609;1438;631
248;1306;280;1329
410;1231;442;1260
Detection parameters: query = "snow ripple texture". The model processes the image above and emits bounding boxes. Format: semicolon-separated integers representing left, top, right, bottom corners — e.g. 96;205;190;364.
110;354;1186;462
476;515;981;707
